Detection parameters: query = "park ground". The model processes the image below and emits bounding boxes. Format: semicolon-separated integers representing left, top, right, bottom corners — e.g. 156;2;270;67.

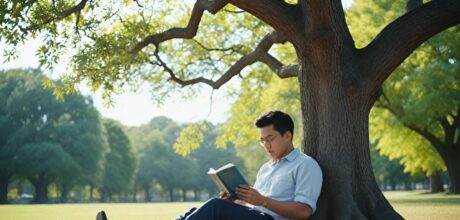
0;191;459;220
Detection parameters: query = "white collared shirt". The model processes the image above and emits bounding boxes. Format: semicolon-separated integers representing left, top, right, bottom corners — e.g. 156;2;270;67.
253;148;323;220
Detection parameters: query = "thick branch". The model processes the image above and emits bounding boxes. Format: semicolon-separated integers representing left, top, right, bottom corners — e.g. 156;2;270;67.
227;0;303;42
131;0;227;53
439;117;454;147
152;32;293;89
405;124;450;161
25;0;89;31
259;54;299;78
54;0;89;19
361;0;460;94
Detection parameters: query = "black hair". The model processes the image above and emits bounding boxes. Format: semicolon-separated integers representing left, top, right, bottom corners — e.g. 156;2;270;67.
255;110;294;138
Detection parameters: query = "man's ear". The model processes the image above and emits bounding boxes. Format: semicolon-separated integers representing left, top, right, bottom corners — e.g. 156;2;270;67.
284;131;293;141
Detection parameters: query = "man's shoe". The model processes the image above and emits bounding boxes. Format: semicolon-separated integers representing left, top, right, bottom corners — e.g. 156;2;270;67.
96;210;108;220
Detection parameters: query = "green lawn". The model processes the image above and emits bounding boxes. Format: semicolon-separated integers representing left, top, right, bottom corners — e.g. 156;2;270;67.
0;191;459;220
385;191;460;220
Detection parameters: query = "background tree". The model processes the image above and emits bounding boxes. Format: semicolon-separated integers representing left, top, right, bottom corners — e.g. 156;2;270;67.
0;69;107;203
1;0;459;218
347;0;459;194
369;142;415;191
100;119;136;202
0;69;37;204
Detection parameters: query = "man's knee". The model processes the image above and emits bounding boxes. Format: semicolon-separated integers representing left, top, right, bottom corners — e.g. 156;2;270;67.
205;198;230;209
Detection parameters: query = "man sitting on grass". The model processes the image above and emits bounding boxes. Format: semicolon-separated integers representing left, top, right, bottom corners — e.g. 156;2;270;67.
97;110;323;220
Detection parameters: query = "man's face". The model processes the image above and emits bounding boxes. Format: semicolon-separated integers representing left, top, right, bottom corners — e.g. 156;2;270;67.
259;125;292;160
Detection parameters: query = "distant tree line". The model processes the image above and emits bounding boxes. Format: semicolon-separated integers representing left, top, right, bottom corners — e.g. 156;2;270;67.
0;69;244;204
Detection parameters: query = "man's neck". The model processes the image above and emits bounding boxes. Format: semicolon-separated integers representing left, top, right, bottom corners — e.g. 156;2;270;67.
275;145;295;161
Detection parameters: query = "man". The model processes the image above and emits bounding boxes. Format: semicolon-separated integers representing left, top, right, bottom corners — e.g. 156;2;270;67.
96;110;323;220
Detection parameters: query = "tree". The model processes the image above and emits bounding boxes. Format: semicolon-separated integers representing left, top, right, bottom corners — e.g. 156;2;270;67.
0;69;107;203
101;119;136;201
2;0;460;218
347;0;459;194
369;142;414;191
0;69;36;203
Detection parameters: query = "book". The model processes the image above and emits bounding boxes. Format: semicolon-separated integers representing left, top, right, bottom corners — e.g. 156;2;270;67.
208;163;249;199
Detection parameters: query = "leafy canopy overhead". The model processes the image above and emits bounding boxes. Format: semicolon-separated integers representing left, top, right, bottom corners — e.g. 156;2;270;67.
1;0;275;102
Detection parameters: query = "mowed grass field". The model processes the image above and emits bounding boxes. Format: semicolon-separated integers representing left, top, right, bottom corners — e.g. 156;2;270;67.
0;191;459;220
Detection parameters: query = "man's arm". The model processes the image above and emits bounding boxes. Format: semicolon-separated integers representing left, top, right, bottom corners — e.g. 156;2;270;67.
236;185;312;219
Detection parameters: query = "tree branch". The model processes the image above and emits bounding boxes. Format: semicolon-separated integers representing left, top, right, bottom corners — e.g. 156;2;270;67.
361;0;460;94
405;123;450;161
54;0;89;19
150;31;294;89
227;0;303;42
131;0;227;53
259;54;299;78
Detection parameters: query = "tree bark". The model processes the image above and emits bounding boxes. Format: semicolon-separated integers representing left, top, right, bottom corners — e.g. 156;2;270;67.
182;188;187;201
296;23;403;217
30;175;49;204
89;184;94;201
430;172;444;193
144;186;151;202
132;186;137;202
0;179;9;204
446;154;460;193
169;188;174;202
60;183;69;203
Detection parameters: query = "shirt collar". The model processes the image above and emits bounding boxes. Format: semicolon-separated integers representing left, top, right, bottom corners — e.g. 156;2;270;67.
284;148;300;162
270;148;300;166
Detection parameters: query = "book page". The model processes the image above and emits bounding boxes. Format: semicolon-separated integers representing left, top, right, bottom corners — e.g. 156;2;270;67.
208;172;228;193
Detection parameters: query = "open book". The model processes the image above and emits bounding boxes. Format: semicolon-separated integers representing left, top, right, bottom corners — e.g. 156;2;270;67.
208;163;249;199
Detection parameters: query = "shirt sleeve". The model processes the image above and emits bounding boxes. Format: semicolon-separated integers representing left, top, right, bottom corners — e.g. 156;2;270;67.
293;158;323;213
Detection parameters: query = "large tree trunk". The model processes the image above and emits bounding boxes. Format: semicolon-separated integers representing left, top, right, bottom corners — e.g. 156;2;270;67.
297;41;402;218
169;188;174;202
430;172;444;193
89;184;94;201
0;179;9;204
60;183;69;203
182;188;187;201
144;186;150;202
194;190;200;201
30;176;49;204
446;154;460;193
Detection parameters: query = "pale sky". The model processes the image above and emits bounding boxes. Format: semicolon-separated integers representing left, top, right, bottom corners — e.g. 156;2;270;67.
0;39;232;126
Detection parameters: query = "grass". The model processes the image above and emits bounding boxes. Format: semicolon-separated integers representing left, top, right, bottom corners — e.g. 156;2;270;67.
0;202;202;220
0;191;459;220
384;191;460;220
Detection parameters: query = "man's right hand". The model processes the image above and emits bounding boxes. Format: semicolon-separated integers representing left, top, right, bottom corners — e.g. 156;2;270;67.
218;191;234;202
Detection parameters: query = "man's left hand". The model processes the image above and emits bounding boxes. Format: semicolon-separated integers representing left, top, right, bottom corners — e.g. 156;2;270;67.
235;185;264;205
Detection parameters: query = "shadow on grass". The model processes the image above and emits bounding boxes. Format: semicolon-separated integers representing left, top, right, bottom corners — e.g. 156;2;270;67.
388;193;460;205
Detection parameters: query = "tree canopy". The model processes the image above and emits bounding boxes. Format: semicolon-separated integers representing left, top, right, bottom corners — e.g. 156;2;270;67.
0;69;107;203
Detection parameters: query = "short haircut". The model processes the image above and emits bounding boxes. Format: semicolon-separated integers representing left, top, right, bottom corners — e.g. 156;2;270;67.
255;110;294;138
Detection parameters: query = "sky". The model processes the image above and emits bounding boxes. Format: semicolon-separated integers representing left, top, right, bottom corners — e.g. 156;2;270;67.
0;38;232;127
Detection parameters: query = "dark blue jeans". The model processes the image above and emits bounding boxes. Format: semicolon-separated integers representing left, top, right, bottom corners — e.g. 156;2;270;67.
176;198;275;220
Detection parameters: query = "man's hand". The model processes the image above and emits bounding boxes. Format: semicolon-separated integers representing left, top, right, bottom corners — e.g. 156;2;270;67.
218;191;234;202
235;185;265;205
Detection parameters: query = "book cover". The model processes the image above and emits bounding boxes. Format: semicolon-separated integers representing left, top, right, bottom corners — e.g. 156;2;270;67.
208;163;249;199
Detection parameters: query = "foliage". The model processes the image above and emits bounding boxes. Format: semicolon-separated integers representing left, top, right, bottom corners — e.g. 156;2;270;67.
101;119;136;199
0;1;270;102
0;69;107;202
349;0;460;176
